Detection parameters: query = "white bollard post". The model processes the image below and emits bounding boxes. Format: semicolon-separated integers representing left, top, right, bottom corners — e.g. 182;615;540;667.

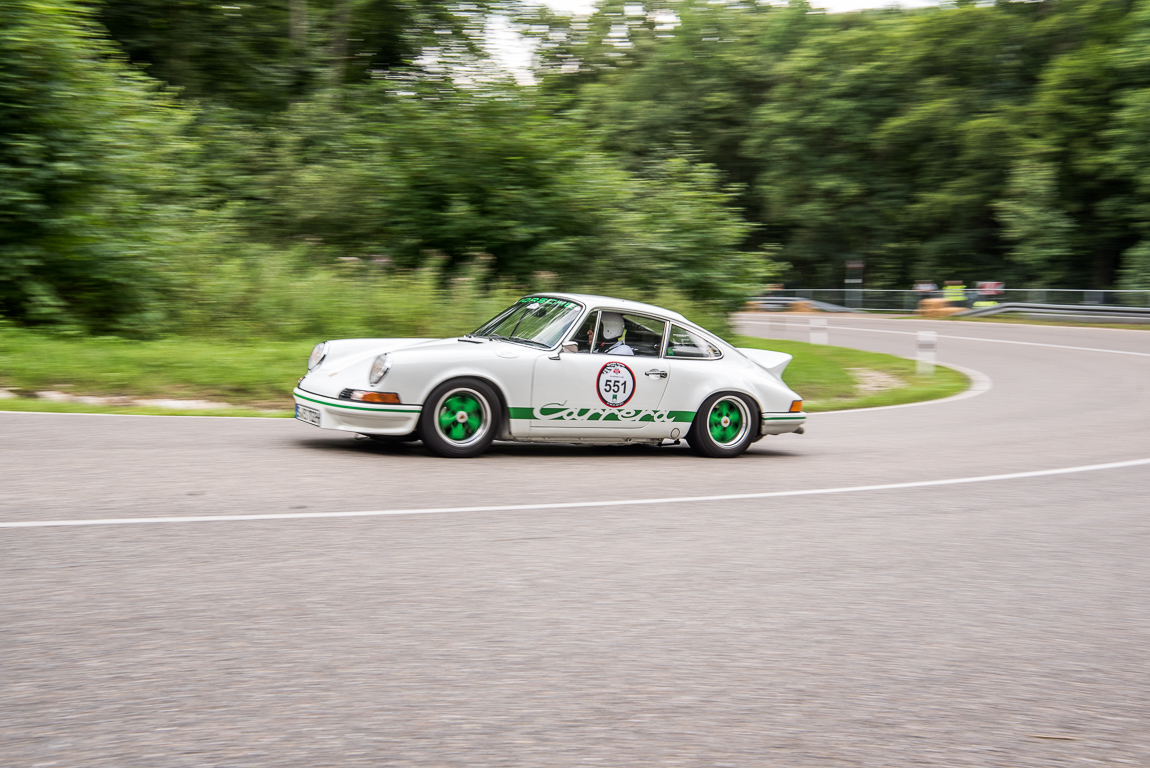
916;330;937;375
809;317;828;345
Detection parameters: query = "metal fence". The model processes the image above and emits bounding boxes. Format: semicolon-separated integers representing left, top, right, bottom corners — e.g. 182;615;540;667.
756;289;1150;312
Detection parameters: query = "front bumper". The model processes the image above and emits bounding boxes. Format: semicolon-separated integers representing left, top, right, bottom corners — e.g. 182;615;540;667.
293;388;422;436
760;413;806;436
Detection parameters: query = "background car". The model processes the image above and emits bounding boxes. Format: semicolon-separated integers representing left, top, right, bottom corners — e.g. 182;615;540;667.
293;294;805;458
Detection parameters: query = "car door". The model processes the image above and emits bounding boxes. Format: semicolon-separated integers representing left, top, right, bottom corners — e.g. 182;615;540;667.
530;310;674;437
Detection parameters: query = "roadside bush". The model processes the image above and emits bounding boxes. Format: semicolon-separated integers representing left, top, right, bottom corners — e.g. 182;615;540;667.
0;0;191;335
168;244;730;342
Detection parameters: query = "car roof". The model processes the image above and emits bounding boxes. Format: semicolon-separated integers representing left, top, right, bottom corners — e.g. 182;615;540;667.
532;293;690;324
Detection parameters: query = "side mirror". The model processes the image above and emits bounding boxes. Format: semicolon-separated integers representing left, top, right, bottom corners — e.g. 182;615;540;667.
561;341;579;354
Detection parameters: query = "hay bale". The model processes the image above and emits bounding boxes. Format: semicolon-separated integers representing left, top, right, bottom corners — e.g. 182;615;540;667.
917;298;964;318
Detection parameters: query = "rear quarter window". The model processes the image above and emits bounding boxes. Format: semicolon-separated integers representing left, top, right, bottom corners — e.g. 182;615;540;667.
666;325;722;359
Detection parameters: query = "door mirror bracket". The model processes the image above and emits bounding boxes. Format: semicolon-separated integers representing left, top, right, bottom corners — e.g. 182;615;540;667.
550;341;579;360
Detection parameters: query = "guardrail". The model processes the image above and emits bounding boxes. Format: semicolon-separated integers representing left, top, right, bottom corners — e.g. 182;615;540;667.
956;302;1150;323
753;296;864;313
757;289;1150;313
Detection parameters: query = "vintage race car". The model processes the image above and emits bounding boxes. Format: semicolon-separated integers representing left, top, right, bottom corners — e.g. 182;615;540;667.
292;293;805;458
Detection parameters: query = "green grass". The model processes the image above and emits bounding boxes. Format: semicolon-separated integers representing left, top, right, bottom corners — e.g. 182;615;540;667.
0;328;312;410
730;336;968;411
0;326;969;416
0;397;290;418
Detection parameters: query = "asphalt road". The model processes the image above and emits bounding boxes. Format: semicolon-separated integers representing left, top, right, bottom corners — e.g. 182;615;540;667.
2;316;1149;767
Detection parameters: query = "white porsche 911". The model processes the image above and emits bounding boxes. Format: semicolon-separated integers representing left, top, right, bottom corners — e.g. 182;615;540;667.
292;293;805;458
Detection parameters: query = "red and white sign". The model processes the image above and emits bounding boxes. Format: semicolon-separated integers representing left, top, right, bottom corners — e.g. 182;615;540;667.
976;281;1005;296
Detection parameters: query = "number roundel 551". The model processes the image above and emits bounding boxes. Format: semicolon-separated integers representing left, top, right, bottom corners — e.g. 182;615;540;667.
597;361;635;407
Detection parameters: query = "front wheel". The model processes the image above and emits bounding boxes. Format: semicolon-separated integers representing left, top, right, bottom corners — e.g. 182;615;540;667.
687;392;759;458
418;378;501;458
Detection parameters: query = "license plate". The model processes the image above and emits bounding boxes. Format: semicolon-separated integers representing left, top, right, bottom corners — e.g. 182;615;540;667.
295;404;321;426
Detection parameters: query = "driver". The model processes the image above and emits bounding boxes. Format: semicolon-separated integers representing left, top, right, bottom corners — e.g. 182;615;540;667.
595;312;634;355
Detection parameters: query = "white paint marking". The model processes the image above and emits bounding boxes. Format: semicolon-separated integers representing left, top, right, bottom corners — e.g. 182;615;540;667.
0;318;1133;531
5;456;1150;529
739;312;1150;333
740;319;1150;357
803;315;1150;334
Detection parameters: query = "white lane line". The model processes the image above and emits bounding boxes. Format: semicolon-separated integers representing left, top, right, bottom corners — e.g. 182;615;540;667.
739;319;1150;357
794;315;1150;334
5;456;1150;529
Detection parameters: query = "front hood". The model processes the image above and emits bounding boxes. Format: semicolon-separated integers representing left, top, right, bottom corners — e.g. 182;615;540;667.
299;337;438;396
298;336;500;399
314;337;440;377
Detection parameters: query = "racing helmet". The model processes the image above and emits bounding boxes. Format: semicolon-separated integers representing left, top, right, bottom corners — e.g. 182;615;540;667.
600;312;625;340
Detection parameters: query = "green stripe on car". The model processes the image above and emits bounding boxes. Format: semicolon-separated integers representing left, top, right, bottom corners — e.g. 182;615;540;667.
507;406;694;423
294;391;422;414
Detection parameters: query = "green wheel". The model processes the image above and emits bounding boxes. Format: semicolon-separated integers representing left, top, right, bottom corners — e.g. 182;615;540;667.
687;392;759;458
419;378;501;458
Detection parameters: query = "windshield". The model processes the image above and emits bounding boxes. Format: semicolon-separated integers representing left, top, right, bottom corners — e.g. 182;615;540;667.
470;297;584;348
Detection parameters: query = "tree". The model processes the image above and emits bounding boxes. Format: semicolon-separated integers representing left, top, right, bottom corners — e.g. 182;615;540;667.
236;83;772;310
96;0;507;114
993;159;1076;286
0;0;189;333
530;0;1150;289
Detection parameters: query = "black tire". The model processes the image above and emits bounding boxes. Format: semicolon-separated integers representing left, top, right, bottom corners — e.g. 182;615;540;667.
418;378;502;458
686;392;760;458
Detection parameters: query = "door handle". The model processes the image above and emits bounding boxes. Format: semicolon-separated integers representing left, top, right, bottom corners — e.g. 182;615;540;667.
645;369;668;378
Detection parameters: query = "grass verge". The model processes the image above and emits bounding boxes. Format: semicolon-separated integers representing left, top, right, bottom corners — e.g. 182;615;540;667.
0;327;969;416
0;328;311;411
0;398;289;418
730;336;968;411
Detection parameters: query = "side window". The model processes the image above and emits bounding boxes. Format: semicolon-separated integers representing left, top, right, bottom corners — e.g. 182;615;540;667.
593;312;666;357
618;314;666;357
570;312;598;353
665;324;722;359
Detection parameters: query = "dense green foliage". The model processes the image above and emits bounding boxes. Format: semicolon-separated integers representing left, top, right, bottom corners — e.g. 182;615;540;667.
528;0;1150;290
0;0;189;334
216;89;762;304
1;0;770;336
97;0;502;112
5;0;1150;340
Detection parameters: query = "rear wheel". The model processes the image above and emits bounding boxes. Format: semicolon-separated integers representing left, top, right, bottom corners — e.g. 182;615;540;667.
687;392;759;458
418;378;501;458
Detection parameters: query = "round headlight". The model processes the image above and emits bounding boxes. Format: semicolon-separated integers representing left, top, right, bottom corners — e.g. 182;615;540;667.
368;353;391;386
307;341;328;371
